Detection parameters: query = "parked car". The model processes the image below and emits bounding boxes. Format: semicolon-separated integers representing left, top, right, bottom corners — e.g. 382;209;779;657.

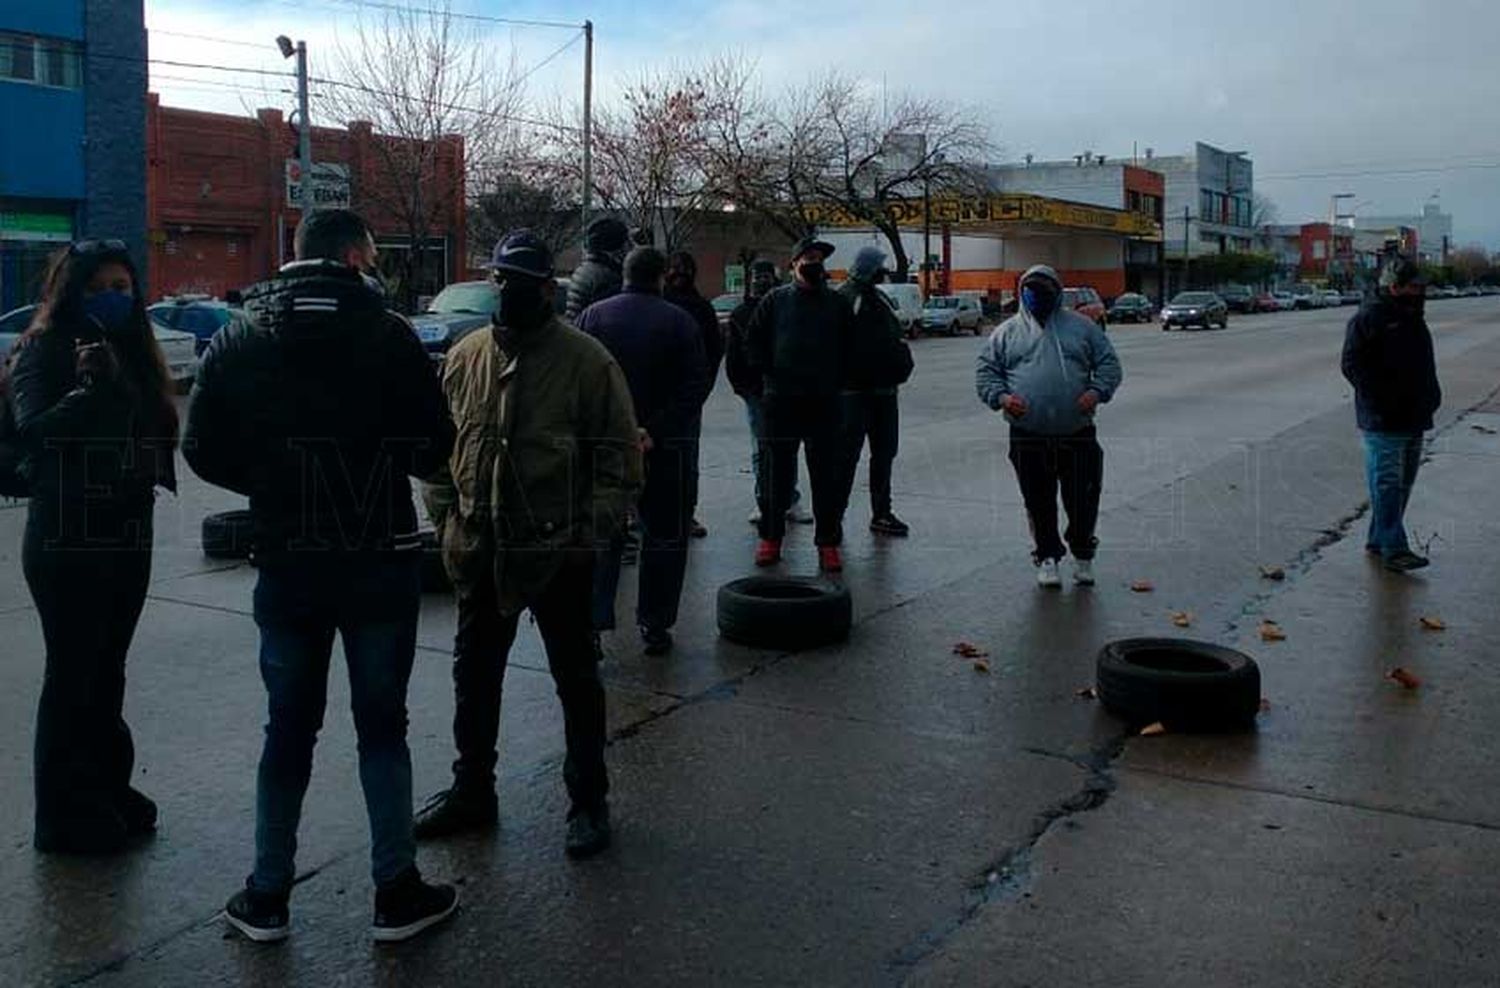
1460;285;1483;297
1321;289;1344;308
1482;285;1500;296
0;304;197;385
710;292;741;328
1249;291;1279;313
1340;289;1364;306
409;280;499;363
1270;290;1297;311
1439;285;1460;299
1160;292;1228;330
920;295;983;336
1218;285;1255;314
877;282;924;337
148;297;235;355
1106;292;1154;324
1061;286;1107;328
1289;285;1325;309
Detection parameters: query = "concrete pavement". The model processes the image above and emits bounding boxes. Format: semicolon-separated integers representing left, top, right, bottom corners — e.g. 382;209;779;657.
2;299;1499;986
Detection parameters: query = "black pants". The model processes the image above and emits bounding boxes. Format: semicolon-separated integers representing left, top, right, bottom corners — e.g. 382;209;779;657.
23;502;153;835
593;439;694;632
1007;425;1104;562
841;392;900;518
451;552;608;812
758;394;847;547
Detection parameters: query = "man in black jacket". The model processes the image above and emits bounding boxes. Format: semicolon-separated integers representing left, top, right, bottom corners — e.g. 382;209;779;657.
578;247;708;655
663;250;722;539
746;236;856;572
1341;255;1441;572
185;209;459;944
565;217;630;321
837;245;911;537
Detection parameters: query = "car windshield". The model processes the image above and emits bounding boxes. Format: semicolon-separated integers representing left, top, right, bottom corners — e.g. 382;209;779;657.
1171;293;1216;305
427;282;498;315
1221;286;1249;297
925;298;959;309
1115;295;1146;306
1061;289;1084;306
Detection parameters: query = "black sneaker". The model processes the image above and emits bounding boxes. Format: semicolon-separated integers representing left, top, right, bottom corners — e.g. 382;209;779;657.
224;884;290;943
117;787;158;836
640;625;673;656
372;869;459;943
34;807;132;855
690;518;708;539
412;786;498;841
870;514;910;537
1383;550;1430;573
565;804;612;859
592;632;606;664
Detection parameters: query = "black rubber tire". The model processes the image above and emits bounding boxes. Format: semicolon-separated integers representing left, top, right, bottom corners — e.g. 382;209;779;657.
1096;637;1261;732
717;576;852;651
202;509;254;560
418;529;451;594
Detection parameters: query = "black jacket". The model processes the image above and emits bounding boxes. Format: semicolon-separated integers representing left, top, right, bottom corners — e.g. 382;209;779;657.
7;321;175;537
184;261;454;554
838;280;909;392
576;287;707;443
664;285;724;403
565;253;623;322
745;283;855;398
726;293;767;398
1341;297;1441;433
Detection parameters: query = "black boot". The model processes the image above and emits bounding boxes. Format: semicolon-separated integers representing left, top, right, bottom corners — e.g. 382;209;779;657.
565;803;612;859
412;784;498;840
117;787;159;836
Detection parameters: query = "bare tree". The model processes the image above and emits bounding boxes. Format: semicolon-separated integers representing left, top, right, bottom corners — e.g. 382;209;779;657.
322;1;525;309
801;73;993;281
1251;192;1280;228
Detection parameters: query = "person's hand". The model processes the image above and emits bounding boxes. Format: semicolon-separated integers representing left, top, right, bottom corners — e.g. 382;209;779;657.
75;342;118;385
1001;394;1029;418
1077;390;1100;414
637;428;654;453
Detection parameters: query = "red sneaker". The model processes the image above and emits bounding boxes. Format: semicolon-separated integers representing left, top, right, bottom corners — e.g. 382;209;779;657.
818;546;843;573
754;540;782;567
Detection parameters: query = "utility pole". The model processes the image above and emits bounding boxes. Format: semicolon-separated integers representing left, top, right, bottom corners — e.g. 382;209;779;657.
1182;204;1191;292
580;20;594;243
922;173;931;295
277;35;313;216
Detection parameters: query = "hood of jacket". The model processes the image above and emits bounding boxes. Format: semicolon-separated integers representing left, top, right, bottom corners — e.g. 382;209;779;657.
1015;264;1063;332
241;260;387;347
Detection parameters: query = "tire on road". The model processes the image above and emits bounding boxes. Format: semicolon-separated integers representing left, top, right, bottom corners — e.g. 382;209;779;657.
717;576;852;651
1096;637;1261;732
202;509;254;560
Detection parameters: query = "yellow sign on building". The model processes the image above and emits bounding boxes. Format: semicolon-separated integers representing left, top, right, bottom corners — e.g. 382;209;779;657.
803;194;1160;239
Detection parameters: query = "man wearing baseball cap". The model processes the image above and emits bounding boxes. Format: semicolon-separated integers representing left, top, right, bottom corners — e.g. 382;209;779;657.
1342;255;1441;572
416;230;642;857
744;236;857;572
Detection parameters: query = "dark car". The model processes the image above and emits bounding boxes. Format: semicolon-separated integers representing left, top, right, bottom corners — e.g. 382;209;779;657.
1106;292;1153;324
1218;285;1255;313
1160;291;1228;330
148;298;235;355
409;280;498;363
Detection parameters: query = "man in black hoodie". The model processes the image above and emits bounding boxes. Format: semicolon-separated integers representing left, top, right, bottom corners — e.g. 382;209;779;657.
1341;255;1442;572
663;250;723;538
185;209;459;944
566;217;630;321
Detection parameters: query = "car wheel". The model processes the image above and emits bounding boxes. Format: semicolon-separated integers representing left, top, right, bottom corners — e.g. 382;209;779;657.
1095;637;1261;732
717;576;852;651
202;509;255;560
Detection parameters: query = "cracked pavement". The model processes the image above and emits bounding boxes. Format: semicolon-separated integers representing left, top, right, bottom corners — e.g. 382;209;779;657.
3;301;1500;986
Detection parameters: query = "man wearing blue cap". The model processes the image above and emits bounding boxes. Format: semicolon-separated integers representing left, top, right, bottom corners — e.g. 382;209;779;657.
415;230;642;858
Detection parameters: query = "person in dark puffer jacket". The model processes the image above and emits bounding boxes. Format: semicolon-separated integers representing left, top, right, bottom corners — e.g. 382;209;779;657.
565;217;630;321
663;250;723;539
185;208;459;945
8;239;178;856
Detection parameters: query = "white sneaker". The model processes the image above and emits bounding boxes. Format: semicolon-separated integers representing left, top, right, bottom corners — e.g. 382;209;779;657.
785;503;814;524
1036;560;1062;588
748;509;762;524
1073;559;1095;586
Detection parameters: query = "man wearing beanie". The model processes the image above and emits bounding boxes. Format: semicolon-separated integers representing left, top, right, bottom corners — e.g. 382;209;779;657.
566;217;630;321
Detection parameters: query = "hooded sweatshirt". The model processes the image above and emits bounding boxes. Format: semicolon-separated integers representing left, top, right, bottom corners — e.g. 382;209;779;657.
975;264;1122;435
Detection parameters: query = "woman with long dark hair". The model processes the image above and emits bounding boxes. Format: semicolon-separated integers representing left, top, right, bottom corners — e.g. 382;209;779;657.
6;239;178;854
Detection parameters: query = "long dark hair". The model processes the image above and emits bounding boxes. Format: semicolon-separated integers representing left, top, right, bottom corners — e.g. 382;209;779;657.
24;244;179;444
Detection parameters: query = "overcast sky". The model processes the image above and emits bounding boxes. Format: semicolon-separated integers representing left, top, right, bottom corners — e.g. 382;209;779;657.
149;0;1500;248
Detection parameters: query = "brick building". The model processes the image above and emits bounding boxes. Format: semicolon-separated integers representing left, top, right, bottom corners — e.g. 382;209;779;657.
145;94;465;303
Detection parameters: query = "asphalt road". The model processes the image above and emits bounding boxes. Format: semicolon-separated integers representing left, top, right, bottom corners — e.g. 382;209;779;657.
2;297;1498;986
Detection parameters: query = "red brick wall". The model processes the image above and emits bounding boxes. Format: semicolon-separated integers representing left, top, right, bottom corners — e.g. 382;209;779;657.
145;94;465;301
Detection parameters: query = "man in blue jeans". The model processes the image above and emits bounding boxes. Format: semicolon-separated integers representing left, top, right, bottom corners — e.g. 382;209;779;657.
1341;255;1442;572
185;209;458;943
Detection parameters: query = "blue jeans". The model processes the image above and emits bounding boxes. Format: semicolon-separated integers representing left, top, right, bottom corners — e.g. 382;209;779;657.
743;395;800;511
1363;432;1424;557
250;550;421;894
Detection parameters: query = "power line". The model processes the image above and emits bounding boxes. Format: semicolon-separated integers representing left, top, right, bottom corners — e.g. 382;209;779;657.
308;75;574;133
513;29;583;88
295;0;581;30
0;40;293;78
147;29;276;51
1257;162;1500;182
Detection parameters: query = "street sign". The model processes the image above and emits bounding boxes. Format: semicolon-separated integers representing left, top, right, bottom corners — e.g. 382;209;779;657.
284;160;351;210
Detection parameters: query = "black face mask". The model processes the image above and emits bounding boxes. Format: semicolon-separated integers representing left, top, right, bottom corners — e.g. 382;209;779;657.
496;280;549;336
1392;294;1426;318
797;262;827;286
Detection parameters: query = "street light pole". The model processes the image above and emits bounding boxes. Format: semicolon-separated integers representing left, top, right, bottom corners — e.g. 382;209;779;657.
580;20;594;243
922;173;931;294
277;36;313;216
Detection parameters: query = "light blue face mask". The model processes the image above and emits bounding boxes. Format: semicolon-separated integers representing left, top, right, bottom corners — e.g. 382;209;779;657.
83;290;135;335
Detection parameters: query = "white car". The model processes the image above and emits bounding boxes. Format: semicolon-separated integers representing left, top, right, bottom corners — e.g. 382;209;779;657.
1271;291;1297;311
0;303;197;387
920;295;983;336
877;282;924;336
1321;290;1343;308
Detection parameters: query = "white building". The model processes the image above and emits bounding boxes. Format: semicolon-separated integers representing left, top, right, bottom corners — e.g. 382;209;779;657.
1354;202;1452;264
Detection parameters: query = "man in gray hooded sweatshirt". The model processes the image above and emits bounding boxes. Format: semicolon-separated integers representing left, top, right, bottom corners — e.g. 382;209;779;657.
976;265;1122;587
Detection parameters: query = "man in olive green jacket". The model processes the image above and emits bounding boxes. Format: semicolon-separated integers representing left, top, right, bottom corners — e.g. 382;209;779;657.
415;231;642;859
